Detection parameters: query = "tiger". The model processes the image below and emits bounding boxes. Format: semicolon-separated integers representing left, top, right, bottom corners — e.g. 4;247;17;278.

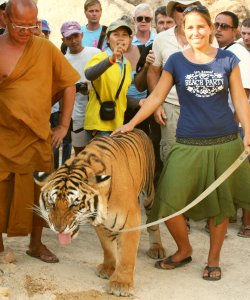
34;129;166;297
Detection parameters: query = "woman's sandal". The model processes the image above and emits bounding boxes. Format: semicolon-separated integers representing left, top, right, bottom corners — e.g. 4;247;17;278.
202;266;221;281
155;255;192;270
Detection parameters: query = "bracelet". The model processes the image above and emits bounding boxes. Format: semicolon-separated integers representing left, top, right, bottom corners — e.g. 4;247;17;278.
108;56;116;64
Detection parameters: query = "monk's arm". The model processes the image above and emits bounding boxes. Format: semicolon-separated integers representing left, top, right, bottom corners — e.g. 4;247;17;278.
52;85;76;148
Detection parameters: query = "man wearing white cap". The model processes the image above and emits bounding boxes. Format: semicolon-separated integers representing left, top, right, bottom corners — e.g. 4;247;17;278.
147;0;202;163
0;0;6;35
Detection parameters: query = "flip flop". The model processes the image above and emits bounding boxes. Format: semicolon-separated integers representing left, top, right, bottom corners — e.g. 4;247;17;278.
202;266;221;281
26;245;59;263
155;255;192;270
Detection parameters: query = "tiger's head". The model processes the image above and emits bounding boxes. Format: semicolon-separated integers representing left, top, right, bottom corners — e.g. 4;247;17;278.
34;156;111;244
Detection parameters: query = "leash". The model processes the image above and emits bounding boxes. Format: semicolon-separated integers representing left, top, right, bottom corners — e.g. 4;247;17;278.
120;146;250;233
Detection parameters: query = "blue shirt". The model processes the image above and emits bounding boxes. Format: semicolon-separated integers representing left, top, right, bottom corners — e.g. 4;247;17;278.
81;24;107;49
132;31;156;47
164;49;239;138
127;71;147;99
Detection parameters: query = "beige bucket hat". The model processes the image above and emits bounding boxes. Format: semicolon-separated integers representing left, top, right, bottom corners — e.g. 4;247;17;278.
167;0;202;17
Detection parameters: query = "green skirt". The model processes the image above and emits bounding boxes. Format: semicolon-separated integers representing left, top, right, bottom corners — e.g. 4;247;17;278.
147;136;250;225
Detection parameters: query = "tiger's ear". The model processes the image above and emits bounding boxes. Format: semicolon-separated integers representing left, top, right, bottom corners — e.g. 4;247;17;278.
33;172;52;186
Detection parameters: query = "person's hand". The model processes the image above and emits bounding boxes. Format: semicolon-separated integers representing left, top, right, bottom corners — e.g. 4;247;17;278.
243;134;250;148
51;125;68;148
112;42;127;61
145;50;155;67
154;105;167;126
111;122;134;136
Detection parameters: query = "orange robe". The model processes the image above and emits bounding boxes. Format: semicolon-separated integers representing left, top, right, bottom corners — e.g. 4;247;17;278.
0;36;80;236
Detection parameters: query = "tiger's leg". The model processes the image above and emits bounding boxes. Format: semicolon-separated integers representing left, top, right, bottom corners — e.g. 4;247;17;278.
108;210;141;297
95;226;116;279
140;190;166;259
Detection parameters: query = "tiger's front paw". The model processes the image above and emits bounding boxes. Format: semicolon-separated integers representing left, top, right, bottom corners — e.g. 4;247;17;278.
96;263;115;279
108;280;134;297
147;244;166;259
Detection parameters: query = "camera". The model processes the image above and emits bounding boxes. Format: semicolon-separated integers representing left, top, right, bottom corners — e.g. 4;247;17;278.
76;82;89;95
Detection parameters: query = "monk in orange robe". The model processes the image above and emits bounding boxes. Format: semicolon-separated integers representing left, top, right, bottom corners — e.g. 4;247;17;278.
0;0;80;262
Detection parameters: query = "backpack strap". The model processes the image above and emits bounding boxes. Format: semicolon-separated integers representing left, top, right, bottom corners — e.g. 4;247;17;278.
97;25;107;50
92;64;126;105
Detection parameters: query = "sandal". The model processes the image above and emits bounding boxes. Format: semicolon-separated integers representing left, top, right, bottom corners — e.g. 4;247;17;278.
155;255;192;270
26;244;59;263
237;225;250;238
203;266;221;281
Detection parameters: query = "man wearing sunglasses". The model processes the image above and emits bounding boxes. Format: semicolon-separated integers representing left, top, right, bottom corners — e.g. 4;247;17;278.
0;0;6;35
0;0;80;263
215;11;250;238
132;3;155;47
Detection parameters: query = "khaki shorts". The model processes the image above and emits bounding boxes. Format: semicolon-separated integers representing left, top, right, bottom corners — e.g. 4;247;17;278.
160;102;180;162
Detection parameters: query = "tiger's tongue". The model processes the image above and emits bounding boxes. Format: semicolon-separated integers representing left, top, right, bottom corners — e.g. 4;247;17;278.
58;233;72;245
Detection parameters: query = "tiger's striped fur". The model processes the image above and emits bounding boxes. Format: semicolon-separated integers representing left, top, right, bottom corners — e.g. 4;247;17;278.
36;129;165;297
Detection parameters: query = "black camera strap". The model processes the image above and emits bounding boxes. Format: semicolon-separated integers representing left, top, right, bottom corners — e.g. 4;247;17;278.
91;64;126;106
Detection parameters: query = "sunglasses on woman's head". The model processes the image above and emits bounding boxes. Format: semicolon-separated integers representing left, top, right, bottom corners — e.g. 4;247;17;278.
136;16;152;23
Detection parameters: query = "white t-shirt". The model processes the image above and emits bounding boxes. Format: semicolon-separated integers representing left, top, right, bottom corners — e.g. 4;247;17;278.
51;102;60;114
65;47;101;121
225;42;250;112
153;26;183;106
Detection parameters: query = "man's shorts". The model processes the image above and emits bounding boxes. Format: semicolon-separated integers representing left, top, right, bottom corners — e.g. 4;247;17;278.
71;119;88;148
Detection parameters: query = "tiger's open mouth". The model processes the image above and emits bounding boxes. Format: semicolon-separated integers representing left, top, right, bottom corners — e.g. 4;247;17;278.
58;226;79;245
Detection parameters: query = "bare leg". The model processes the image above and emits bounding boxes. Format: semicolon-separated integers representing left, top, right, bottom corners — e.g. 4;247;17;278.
237;209;250;238
242;209;250;226
26;226;59;263
156;215;192;269
203;217;228;279
163;215;192;266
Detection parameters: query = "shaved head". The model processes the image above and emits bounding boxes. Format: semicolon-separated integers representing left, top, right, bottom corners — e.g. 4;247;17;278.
6;0;38;18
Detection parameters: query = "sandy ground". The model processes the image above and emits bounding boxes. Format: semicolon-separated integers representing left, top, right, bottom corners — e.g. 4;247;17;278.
0;210;250;300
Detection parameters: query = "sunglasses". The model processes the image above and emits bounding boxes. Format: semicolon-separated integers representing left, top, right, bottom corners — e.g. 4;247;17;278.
0;2;6;10
136;16;152;23
175;6;187;13
10;21;39;33
214;22;234;31
183;5;209;15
